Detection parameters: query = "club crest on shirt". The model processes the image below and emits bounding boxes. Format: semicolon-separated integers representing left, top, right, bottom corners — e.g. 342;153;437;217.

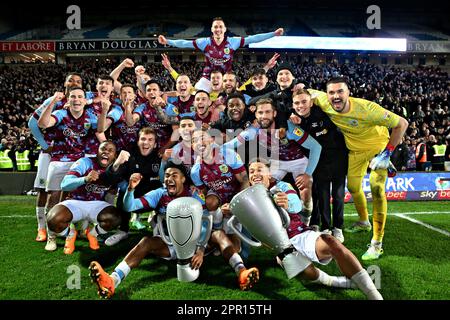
224;48;230;55
348;119;359;127
219;164;229;173
293;127;304;137
84;122;91;130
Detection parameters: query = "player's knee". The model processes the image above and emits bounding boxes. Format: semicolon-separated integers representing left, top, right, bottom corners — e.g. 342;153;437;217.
370;183;385;199
323;234;346;257
205;195;220;211
347;180;362;194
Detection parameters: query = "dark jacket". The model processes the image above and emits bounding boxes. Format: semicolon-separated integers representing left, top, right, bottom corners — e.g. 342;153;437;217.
104;145;162;198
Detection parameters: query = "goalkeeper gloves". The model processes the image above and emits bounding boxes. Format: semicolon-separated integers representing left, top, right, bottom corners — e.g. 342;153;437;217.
369;143;395;170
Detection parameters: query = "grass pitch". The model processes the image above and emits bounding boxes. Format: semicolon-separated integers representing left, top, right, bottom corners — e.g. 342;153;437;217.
0;196;449;300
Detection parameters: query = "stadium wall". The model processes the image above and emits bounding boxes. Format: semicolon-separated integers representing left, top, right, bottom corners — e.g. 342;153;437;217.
0;172;36;195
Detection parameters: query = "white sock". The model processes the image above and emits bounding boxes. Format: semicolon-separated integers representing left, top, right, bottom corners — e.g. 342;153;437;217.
67;223;76;238
351;269;383;300
90;225;107;237
57;227;69;237
111;261;131;288
229;253;244;275
312;269;354;288
210;208;223;229
371;240;382;248
131;213;140;222
36;207;46;229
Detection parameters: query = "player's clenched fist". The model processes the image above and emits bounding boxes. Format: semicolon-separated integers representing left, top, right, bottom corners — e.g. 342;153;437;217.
274;192;288;209
85;170;100;183
158;35;168;45
128;173;142;191
122;58;134;68
53;92;65;102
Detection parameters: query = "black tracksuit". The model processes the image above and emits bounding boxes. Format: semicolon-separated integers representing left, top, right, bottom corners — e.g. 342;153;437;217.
298;106;348;230
103;146;162;232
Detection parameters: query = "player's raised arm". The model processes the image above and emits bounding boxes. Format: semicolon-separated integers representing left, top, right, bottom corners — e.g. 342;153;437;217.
110;58;134;94
37;92;64;129
242;28;284;46
158;34;196;49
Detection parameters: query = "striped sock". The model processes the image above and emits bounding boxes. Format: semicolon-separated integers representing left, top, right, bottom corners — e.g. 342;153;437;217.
111;261;131;288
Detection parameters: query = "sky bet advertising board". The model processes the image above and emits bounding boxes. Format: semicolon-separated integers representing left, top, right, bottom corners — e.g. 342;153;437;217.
344;172;450;202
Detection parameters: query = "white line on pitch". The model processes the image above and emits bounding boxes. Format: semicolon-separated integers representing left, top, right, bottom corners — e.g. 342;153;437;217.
344;211;450;216
2;211;450;219
394;213;450;237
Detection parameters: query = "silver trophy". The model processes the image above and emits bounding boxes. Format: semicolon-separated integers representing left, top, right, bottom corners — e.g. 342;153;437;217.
227;184;310;279
158;197;212;282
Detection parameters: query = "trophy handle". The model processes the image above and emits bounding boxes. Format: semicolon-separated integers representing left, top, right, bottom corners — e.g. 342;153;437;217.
277;207;291;229
157;214;172;245
198;213;212;247
227;216;262;247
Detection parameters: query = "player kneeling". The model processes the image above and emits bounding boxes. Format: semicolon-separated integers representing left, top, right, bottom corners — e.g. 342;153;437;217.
46;141;122;254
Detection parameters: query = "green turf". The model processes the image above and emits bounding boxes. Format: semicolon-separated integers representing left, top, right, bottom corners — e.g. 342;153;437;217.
0;196;448;300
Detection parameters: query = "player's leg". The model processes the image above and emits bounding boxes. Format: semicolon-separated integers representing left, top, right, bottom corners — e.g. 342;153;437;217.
44;161;73;250
292;158;313;224
87;204;122;250
209;229;259;290
331;170;346;242
290;231;354;289
362;168;388;260
45;203;75;252
345;151;372;233
316;234;382;299
33;152;50;241
90;236;171;299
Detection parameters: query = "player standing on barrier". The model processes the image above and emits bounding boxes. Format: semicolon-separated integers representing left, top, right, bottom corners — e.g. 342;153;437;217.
158;17;283;91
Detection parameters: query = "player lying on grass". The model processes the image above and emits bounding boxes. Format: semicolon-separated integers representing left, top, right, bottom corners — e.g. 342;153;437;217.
247;160;383;300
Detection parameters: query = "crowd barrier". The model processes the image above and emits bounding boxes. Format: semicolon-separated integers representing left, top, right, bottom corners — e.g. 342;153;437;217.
345;171;450;202
0;172;36;195
0;171;449;201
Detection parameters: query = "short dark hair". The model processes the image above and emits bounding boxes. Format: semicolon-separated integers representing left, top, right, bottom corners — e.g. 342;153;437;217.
145;79;162;90
212;17;225;24
226;92;246;106
165;161;191;185
194;90;210;98
251;68;267;77
98;74;115;84
180;116;196;122
120;83;136;93
326;77;349;89
255;98;276;111
66;72;82;81
68;87;84;94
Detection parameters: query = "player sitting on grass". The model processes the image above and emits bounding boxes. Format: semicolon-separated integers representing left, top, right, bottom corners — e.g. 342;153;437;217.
89;162;207;299
248;160;383;300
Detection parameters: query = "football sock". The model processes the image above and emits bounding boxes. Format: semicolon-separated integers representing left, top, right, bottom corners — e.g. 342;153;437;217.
36;207;46;230
312;269;353;288
67;223;76;238
90;225;107;237
351;269;383;300
111;261;131;288
229;253;244;275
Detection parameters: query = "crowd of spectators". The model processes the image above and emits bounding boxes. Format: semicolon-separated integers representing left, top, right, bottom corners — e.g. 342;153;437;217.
0;56;449;171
